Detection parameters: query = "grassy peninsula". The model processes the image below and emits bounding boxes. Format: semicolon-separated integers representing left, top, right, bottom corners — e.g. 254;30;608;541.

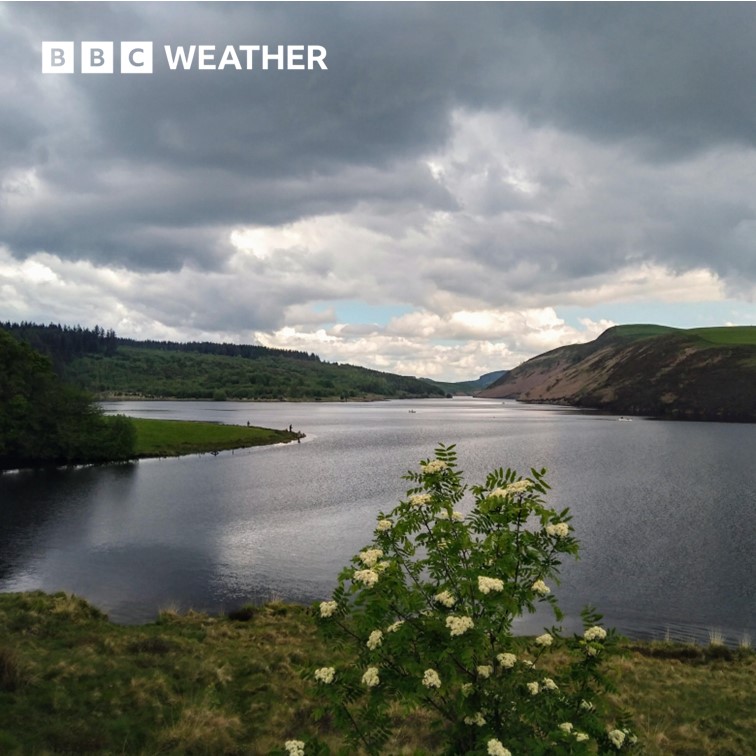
131;417;300;458
0;592;753;754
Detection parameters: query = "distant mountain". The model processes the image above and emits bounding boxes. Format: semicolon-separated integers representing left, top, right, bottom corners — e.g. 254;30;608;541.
427;370;509;396
1;322;445;402
478;325;756;422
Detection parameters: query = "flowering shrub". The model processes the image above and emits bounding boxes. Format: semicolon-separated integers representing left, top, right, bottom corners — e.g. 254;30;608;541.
301;444;636;754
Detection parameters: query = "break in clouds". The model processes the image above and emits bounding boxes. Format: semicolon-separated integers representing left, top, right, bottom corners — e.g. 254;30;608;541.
1;4;755;379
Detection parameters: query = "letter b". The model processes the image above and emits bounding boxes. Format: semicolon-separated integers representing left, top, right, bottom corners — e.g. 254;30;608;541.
42;41;74;74
82;42;113;74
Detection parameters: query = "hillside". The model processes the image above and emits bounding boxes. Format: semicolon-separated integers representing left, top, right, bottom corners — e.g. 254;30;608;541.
478;325;756;422
1;323;445;402
427;370;508;396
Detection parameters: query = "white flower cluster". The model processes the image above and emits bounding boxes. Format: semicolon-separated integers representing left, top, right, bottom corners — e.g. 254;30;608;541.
545;522;570;538
359;548;383;567
478;576;504;594
580;699;595;711
446;615;474;636
437;509;464;521
319;600;337;618
366;629;383;650
464;712;486;726
608;729;626;749
476;665;493;678
487;739;511;756
284;740;305;756
490;480;531;498
376;518;393;531
497;652;517;668
421;459;448;474
535;633;553;647
409;493;432;507
422;668;441;688
461;682;473;697
353;568;379;587
434;590;456;607
362;666;380;687
542;677;558;691
386;620;404;633
532;579;550;596
557;723;589;742
527;681;540;695
314;667;335;684
584;625;607;642
506;479;532;494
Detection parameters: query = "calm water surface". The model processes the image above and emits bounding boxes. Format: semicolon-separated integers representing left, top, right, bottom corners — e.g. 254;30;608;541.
1;398;753;645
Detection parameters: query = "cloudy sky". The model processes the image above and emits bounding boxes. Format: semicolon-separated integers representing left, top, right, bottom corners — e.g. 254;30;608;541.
2;3;755;380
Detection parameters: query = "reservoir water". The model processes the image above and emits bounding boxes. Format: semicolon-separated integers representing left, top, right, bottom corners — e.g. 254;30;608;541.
1;398;753;645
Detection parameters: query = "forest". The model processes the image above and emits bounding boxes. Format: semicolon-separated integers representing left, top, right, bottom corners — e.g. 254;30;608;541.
1;322;445;401
0;329;136;470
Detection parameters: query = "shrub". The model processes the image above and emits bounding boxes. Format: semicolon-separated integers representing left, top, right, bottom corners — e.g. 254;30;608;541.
301;444;636;754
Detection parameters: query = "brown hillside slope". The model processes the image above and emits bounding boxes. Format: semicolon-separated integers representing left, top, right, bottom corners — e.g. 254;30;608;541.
479;325;756;422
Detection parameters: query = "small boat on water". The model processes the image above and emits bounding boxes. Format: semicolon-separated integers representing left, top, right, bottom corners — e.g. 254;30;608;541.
617;416;632;422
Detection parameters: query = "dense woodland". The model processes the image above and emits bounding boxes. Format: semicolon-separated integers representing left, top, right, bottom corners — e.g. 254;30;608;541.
0;330;136;470
1;322;445;401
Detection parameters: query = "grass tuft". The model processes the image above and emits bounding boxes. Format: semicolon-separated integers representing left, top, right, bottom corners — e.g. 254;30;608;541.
708;627;725;647
158;703;243;753
0;646;25;691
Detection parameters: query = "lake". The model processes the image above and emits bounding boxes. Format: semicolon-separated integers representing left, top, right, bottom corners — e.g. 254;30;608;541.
1;398;754;646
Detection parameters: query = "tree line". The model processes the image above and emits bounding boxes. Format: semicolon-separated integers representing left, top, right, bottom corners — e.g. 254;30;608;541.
0;330;135;470
1;322;320;376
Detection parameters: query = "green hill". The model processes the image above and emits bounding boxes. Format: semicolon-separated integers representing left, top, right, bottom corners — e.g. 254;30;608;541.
479;325;756;422
426;370;509;396
1;323;445;402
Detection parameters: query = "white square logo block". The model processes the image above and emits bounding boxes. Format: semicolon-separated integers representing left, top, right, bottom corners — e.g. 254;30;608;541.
41;41;74;74
81;41;114;74
121;42;153;74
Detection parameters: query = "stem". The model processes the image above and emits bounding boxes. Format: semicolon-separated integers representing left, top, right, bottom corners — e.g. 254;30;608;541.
340;702;376;754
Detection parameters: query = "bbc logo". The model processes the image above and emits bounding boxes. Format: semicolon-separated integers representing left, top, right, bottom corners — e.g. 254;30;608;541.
41;41;153;74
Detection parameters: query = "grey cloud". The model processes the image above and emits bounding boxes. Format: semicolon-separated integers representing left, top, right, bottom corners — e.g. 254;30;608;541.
2;3;756;297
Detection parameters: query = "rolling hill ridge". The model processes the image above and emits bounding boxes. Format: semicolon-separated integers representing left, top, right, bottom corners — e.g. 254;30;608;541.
478;325;756;422
1;322;445;402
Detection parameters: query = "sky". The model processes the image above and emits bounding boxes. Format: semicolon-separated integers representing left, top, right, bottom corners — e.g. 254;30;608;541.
1;3;756;381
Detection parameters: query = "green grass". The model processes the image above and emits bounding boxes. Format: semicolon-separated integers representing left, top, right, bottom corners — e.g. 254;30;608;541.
605;324;756;347
132;418;298;458
0;592;753;754
686;326;756;345
610;324;681;340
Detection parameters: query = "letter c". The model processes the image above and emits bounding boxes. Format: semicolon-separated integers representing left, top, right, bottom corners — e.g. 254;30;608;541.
129;47;144;67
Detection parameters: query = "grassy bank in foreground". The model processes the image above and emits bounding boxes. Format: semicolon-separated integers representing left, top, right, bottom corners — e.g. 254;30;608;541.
131;417;299;458
0;592;753;755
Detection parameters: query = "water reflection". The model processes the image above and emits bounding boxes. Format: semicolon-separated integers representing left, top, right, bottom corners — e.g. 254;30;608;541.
1;399;754;647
